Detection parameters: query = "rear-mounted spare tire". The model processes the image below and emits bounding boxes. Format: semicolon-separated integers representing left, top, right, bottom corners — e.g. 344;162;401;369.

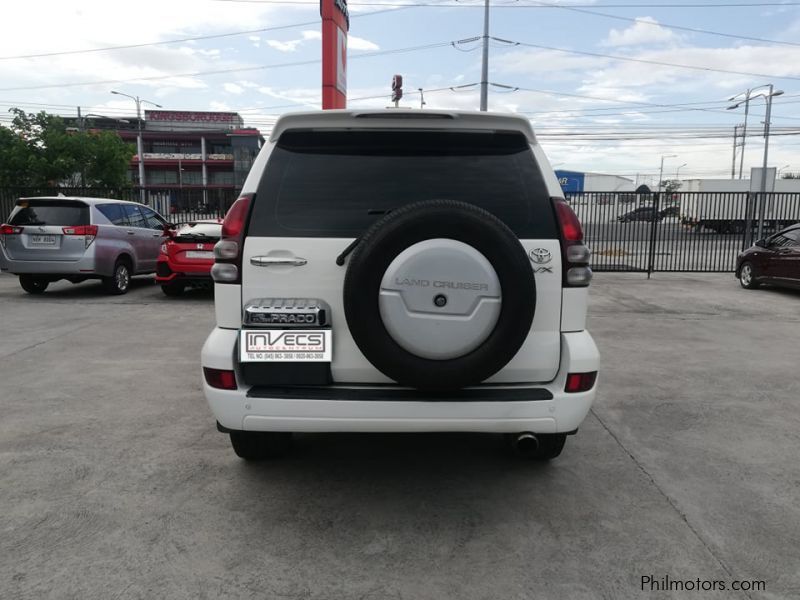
343;199;536;391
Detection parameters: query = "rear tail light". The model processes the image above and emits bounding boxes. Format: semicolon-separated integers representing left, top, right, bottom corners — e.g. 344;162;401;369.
203;367;237;390
62;224;98;248
0;224;22;248
565;371;597;393
554;198;592;288
212;194;253;285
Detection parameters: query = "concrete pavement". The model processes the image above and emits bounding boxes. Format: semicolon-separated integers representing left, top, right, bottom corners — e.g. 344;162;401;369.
0;272;797;599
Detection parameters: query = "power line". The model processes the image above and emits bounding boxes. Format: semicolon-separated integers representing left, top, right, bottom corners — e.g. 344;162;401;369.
505;39;800;82
209;0;800;7
0;7;407;62
537;1;800;48
0;40;454;92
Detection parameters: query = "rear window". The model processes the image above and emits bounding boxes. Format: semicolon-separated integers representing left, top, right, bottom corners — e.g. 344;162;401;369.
175;222;222;241
9;199;89;226
249;130;557;239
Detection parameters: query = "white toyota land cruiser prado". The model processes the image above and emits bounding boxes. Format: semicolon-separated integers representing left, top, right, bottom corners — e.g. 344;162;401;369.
201;109;599;461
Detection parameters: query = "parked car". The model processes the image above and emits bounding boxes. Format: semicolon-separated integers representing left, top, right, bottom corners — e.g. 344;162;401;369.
156;219;222;296
617;207;663;223
659;205;680;218
736;223;800;290
201;109;599;461
0;197;170;295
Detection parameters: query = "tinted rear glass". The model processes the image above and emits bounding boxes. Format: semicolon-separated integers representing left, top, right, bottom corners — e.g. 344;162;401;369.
249;130;557;239
175;222;222;240
10;200;89;226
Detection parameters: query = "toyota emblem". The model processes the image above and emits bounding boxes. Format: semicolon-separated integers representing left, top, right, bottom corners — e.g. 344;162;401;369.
529;248;552;264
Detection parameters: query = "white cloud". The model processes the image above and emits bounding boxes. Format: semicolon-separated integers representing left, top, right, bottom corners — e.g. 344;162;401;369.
265;30;323;53
348;36;380;51
266;39;303;53
209;101;232;111
223;82;244;94
603;17;676;47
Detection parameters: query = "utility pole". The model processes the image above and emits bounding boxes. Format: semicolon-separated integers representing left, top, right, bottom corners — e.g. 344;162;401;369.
418;88;426;110
479;0;489;111
739;97;749;179
731;124;739;179
77;106;84;133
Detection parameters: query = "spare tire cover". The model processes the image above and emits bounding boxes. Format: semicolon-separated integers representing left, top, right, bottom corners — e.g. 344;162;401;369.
343;199;536;390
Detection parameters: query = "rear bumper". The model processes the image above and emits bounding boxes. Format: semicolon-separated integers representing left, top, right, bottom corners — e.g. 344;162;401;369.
155;259;213;283
0;251;99;277
201;328;599;433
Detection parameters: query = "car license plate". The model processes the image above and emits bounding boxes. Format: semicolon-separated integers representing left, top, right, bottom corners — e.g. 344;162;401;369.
240;329;332;362
30;235;56;246
185;250;213;259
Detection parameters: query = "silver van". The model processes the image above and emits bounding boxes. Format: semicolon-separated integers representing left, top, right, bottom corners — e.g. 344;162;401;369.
0;196;170;294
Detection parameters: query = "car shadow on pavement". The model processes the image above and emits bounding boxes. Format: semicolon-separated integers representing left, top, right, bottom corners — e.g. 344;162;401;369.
15;277;156;298
235;432;558;486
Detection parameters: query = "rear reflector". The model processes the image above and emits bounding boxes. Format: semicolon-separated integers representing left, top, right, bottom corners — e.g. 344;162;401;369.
565;371;597;393
204;367;237;390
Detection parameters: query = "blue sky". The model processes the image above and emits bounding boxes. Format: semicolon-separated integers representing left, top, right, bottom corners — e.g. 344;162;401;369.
2;0;800;184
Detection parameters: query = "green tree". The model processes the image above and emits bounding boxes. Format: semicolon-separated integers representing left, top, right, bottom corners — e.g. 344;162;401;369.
659;179;683;195
0;108;135;188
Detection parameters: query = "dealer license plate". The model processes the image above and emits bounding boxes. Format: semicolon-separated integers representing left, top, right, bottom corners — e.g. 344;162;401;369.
240;329;332;362
30;235;56;245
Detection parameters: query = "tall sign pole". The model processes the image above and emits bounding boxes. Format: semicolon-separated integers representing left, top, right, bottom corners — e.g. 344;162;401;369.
321;0;349;109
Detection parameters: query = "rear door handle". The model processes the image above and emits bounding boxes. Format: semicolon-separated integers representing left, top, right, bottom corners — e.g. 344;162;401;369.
250;256;307;267
127;231;135;235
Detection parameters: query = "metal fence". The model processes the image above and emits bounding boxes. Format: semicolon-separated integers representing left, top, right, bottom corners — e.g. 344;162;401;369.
2;187;799;273
567;191;800;273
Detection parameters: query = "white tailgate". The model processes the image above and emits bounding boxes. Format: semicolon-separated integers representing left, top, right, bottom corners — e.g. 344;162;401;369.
242;237;562;384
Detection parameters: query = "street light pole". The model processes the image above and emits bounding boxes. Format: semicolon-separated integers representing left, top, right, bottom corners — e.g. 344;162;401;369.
111;90;162;202
676;163;687;180
479;0;490;111
657;154;677;195
757;84;780;240
727;84;783;242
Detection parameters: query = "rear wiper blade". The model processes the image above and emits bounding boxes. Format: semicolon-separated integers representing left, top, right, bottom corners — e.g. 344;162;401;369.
336;208;395;266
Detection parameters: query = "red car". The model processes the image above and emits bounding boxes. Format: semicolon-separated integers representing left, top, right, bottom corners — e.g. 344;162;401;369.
156;220;222;296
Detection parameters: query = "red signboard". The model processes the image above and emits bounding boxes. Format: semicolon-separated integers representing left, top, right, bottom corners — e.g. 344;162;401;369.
321;0;349;109
145;110;240;124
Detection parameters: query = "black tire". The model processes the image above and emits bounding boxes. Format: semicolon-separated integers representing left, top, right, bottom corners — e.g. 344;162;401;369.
739;261;760;289
506;433;567;460
103;258;132;295
230;431;292;460
19;275;49;295
161;282;185;297
343;199;536;391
